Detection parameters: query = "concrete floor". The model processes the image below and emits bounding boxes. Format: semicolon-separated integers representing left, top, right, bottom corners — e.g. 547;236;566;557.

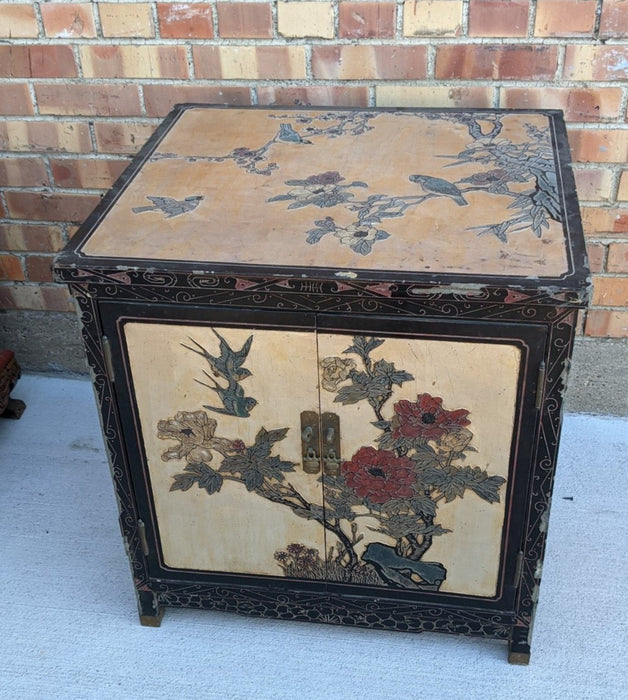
0;374;626;699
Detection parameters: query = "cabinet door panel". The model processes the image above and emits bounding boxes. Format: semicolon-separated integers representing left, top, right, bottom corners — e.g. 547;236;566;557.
118;318;325;579
316;320;541;604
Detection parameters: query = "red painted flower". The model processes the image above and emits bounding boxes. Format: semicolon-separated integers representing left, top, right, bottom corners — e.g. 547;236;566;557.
392;393;470;441
341;446;416;504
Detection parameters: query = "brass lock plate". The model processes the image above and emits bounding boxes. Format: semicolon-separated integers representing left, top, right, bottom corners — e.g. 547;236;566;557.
321;412;341;475
300;410;320;473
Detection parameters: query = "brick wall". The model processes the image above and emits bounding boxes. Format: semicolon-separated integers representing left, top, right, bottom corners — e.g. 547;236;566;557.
0;0;626;349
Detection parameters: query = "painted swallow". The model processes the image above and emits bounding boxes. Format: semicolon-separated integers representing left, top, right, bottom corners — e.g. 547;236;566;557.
409;175;468;206
276;123;312;144
182;331;253;383
132;195;203;218
182;330;256;418
200;374;258;418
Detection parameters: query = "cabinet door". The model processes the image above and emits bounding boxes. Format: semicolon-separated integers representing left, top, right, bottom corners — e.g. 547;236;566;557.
316;315;545;608
104;303;544;607
103;305;326;582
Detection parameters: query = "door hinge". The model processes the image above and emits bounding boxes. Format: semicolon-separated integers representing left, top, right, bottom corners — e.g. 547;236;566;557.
534;360;546;410
102;335;115;383
138;519;150;556
514;551;525;587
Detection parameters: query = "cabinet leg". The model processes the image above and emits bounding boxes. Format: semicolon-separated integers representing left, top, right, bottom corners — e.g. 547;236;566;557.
2;398;26;419
508;629;531;665
137;589;164;627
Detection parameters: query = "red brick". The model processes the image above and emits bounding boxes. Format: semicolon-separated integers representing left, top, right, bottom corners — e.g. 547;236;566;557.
312;45;427;80
41;3;96;38
157;3;214;38
277;2;335;38
35;83;142;117
568;129;628;164
0;157;49;188
564;45;628;81
0;45;77;78
619;171;628;201
5;192;101;223
591;276;628;306
100;3;155;38
468;0;529;37
93;121;157;154
0;200;6;218
600;0;628;39
403;0;464;37
535;0;596;37
0;224;65;253
573;167;614;201
0;4;39;38
435;45;557;80
0;284;75;312
193;46;306;80
0;254;25;281
257;86;370;107
0;83;34;116
24;255;55;283
584;309;628;337
586;242;606;273
143;85;252;118
0;120;92;153
50;158;129;189
80;45;189;79
500;87;623;122
376;85;493;108
339;2;396;38
217;2;272;38
607;243;628;273
581;207;628;235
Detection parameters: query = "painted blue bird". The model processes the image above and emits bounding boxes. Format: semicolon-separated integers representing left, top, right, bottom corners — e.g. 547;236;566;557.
182;330;257;418
409;174;468;206
276;123;312;144
132;195;203;218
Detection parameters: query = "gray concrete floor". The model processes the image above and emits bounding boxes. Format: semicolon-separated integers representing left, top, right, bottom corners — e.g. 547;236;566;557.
0;374;626;699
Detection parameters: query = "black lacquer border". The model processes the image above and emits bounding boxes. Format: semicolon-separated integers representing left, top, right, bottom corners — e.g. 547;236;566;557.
68;278;578;661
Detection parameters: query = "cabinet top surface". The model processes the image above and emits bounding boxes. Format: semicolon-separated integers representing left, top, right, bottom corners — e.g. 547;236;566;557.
61;105;588;292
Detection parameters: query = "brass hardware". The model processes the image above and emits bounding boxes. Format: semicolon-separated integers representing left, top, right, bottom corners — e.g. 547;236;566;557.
138;519;150;556
321;411;340;457
535;361;546;410
102;335;115;383
303;446;321;474
301;411;341;475
514;551;524;586
323;448;340;476
300;411;320;473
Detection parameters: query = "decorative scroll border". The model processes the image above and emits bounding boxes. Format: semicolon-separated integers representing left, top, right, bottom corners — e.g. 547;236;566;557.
59;267;589;308
154;580;513;639
68;276;578;661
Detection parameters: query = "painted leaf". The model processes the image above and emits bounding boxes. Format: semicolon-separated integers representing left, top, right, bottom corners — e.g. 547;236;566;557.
469;473;506;504
243;469;264;492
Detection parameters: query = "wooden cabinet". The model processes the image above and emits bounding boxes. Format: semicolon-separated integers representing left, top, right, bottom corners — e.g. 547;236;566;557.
55;105;590;663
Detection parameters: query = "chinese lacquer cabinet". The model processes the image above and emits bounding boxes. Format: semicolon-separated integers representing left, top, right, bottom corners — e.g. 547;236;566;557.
55;106;590;664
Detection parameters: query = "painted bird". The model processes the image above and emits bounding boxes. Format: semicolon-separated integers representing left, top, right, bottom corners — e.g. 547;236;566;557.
199;374;258;418
182;330;257;418
182;331;253;383
132;195;203;218
409;175;468;206
276;123;312;144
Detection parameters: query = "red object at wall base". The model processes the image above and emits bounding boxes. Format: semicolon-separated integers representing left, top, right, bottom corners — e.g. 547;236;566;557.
0;350;26;419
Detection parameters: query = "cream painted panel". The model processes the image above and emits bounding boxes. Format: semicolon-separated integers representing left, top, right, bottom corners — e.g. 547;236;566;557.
317;332;520;598
123;321;324;577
